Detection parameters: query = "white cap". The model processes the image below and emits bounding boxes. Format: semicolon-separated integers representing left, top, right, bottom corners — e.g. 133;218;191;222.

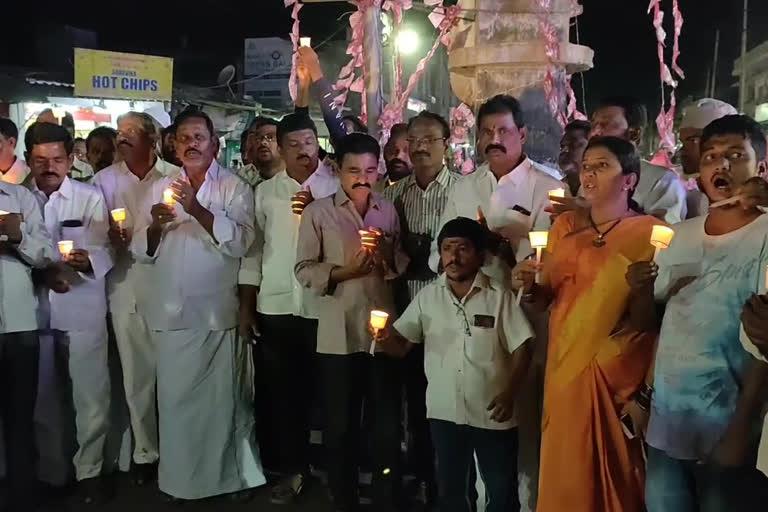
680;98;737;130
143;105;171;129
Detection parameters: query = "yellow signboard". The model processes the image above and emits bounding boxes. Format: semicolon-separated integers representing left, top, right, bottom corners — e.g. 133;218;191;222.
74;48;174;101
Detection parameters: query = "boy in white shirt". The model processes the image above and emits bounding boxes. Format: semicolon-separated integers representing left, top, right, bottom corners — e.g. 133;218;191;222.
23;122;113;504
376;217;534;512
627;115;768;510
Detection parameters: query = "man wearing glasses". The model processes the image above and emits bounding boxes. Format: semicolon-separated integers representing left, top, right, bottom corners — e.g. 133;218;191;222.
236;117;284;188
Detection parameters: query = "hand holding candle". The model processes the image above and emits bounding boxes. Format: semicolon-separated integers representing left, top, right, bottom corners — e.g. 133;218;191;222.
291;187;314;215
163;188;175;205
369;310;389;355
650;225;675;260
360;227;383;251
58;240;74;258
110;208;127;229
548;188;565;200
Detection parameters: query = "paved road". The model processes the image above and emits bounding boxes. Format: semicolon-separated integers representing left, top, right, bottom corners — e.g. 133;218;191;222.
38;474;338;512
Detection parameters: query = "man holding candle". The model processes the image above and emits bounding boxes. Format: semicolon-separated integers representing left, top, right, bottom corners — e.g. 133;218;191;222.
0;135;54;512
382;111;458;503
295;133;408;511
91;111;175;487
0;118;30;185
374;217;534;512
238;113;337;504
22;122;114;503
626;115;768;510
131;109;265;502
431;95;565;284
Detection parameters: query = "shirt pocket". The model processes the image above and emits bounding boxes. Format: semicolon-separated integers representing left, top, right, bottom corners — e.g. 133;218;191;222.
465;326;496;363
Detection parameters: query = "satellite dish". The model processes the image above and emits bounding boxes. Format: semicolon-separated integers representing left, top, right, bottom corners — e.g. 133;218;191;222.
217;65;237;99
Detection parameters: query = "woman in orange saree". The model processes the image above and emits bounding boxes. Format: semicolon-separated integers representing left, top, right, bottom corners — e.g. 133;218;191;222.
514;136;661;512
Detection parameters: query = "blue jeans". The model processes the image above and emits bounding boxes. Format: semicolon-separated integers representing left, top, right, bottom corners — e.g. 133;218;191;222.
646;445;768;512
429;419;519;512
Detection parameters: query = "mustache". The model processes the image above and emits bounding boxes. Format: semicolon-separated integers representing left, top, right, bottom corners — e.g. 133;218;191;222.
388;158;408;168
485;144;506;154
118;140;132;148
184;148;201;157
413;151;430;158
352;183;371;189
41;171;59;177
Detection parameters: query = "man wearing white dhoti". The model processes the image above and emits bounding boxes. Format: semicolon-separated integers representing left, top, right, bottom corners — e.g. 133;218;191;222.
131;109;265;501
92;111;178;486
23;122;114;504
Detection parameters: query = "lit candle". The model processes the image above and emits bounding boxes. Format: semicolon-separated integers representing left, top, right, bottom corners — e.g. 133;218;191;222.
110;208;126;228
529;231;549;264
548;188;565;199
360;228;381;249
292;200;306;215
58;240;74;257
369;310;390;355
300;37;311;47
163;188;175;205
650;225;675;260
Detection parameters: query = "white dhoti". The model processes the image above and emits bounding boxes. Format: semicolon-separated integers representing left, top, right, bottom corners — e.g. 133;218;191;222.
35;326;112;482
154;328;265;500
112;310;159;464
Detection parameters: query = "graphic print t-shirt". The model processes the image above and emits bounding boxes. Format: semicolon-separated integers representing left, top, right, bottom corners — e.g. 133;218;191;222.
647;213;768;460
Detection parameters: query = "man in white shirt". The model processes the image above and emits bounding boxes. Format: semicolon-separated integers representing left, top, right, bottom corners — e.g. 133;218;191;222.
0;118;30;185
92;112;173;487
589;96;687;223
238;113;337;504
431;95;565;283
23;122;113;503
71;137;95;181
132;109;264;502
0;145;55;512
376;217;533;512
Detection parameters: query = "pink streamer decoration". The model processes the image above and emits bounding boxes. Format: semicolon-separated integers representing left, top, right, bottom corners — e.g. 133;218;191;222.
565;76;587;121
648;0;684;153
450;103;476;174
285;0;302;103
535;0;568;127
377;1;459;141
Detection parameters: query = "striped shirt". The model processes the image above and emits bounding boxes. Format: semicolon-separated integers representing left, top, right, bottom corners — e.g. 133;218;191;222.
383;167;458;302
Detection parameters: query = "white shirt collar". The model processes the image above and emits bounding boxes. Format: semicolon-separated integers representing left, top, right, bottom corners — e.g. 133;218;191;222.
1;157;30;185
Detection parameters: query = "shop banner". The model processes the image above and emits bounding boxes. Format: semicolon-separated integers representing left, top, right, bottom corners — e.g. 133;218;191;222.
74;48;173;101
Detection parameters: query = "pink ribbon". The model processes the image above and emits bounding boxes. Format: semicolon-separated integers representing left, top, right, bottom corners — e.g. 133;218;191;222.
285;0;302;102
378;0;459;141
648;0;685;153
535;0;568;126
450;103;476;174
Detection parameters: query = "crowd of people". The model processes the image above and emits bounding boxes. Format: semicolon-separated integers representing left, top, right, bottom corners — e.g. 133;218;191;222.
1;46;768;512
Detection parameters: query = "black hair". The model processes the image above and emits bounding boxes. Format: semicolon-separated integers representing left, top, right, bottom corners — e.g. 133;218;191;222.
407;111;451;140
174;108;216;137
342;115;368;134
477;95;525;129
24;122;74;155
0;118;19;140
161;124;176;139
437;217;487;253
585;136;642;212
597;96;648;130
389;123;408;140
86;126;117;150
248;116;279;133
73;137;86;144
564;120;591;135
277;113;318;146
701;114;767;161
336;133;381;166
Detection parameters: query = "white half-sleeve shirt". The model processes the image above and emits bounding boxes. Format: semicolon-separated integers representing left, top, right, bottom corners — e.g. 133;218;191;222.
393;271;534;430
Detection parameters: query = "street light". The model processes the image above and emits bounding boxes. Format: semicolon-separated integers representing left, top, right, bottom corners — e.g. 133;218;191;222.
396;29;419;55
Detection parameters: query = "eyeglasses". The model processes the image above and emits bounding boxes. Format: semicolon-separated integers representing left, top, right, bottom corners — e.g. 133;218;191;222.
406;136;446;147
249;134;275;144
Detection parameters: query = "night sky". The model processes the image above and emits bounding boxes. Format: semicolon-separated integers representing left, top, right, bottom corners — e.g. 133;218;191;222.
2;0;768;116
